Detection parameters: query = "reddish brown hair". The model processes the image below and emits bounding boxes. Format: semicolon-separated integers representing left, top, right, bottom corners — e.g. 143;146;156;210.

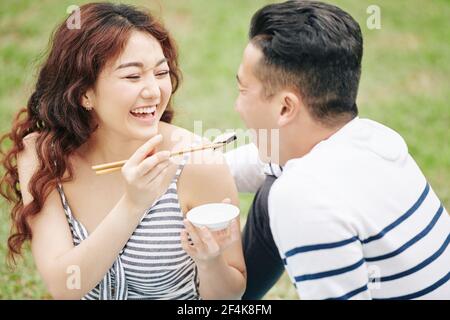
0;2;181;265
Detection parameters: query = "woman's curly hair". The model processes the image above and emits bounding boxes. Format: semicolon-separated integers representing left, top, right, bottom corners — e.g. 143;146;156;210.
0;2;181;266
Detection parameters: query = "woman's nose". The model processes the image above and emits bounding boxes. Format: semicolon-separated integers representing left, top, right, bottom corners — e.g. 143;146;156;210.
142;78;160;100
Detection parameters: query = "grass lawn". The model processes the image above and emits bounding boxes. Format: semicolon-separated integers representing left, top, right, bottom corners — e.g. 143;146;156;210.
0;0;448;299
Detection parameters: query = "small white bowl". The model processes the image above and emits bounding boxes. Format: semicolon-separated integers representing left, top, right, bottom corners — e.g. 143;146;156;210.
186;203;240;231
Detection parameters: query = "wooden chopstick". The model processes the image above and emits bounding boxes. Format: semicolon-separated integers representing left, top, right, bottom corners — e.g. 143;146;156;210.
92;142;225;175
91;159;128;171
94;167;123;175
168;142;224;157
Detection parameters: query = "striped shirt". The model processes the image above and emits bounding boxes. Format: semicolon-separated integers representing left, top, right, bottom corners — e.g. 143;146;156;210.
269;117;450;299
56;156;200;300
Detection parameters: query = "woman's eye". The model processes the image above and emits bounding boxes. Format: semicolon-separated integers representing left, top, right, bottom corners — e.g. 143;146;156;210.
156;70;170;77
126;75;140;79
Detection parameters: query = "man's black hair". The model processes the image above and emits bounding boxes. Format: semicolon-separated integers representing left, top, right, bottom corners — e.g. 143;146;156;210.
250;0;363;126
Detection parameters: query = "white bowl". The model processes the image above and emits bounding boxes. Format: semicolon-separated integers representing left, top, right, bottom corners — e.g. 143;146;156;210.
186;203;240;231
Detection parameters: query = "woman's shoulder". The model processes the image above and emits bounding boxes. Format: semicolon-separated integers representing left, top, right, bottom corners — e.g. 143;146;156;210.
160;122;225;166
159;121;207;150
178;145;238;210
19;132;41;163
162;123;238;208
22;131;40;144
17;132;41;205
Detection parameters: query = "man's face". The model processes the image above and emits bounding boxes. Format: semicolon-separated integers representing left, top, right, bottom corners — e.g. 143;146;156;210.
235;43;281;162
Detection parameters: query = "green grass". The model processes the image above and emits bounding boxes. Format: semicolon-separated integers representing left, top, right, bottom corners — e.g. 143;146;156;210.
0;0;449;299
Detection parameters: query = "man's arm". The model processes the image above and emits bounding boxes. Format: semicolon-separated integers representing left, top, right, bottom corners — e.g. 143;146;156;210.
224;144;266;193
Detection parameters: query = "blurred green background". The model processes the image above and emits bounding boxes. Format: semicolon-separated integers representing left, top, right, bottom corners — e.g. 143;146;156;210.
0;0;449;299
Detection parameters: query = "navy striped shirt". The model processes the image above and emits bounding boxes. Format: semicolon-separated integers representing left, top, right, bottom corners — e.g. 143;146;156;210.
269;118;450;299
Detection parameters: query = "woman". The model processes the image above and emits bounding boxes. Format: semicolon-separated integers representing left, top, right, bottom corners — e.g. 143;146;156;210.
0;3;245;300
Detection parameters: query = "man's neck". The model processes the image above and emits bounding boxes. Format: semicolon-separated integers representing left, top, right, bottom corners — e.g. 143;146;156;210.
278;117;353;166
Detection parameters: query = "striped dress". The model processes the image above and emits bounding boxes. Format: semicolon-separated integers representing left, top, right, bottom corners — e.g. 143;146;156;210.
56;156;200;300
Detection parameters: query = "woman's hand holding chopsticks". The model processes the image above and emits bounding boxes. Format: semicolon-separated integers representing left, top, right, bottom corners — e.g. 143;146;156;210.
121;134;171;211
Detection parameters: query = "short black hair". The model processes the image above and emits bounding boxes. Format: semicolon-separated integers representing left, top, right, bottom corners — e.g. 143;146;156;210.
249;0;362;126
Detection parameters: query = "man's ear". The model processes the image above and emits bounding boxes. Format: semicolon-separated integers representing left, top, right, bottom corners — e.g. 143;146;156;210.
277;91;302;127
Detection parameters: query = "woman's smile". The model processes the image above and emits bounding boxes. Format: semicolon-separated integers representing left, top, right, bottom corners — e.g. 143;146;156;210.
129;105;157;125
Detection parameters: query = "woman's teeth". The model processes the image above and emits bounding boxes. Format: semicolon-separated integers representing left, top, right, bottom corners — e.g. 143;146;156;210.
130;107;156;118
131;106;156;114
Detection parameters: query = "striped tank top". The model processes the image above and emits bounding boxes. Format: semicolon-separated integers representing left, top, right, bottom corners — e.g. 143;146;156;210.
56;156;200;300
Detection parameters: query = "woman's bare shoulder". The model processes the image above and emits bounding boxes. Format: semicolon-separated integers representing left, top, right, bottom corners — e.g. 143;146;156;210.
22;131;40;144
159;121;207;151
19;132;40;166
178;147;238;210
16;133;41;206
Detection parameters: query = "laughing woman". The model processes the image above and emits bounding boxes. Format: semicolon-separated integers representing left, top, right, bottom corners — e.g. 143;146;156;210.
0;3;245;299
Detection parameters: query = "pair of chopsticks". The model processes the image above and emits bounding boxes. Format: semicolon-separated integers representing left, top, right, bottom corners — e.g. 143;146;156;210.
92;133;237;175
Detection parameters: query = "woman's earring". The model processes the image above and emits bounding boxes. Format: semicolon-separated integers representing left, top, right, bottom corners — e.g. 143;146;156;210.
84;102;93;111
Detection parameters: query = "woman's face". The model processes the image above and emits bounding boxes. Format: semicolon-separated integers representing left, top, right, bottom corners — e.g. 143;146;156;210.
87;30;172;140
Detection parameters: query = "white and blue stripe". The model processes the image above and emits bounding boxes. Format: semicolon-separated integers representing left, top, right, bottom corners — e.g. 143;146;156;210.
269;118;450;300
282;183;449;299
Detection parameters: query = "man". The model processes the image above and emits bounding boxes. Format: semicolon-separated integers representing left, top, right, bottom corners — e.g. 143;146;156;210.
226;0;450;299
